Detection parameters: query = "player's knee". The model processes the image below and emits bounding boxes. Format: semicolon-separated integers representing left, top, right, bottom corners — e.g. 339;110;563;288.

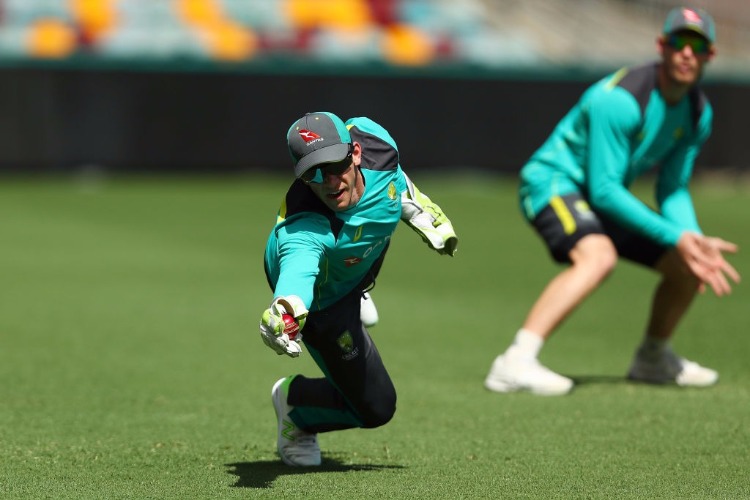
596;246;618;277
361;406;395;429
572;235;617;280
359;394;396;429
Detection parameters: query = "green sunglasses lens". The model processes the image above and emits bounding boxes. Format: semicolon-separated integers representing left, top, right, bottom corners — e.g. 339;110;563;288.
668;34;709;54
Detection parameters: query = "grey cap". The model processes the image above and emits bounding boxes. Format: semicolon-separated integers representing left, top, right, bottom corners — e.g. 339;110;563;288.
663;7;716;43
287;112;352;178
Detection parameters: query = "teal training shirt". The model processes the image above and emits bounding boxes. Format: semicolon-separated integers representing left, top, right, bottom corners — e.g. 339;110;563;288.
264;117;407;311
519;62;712;247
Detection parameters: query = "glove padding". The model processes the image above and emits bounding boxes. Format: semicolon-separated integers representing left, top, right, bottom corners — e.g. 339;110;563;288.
259;295;308;357
401;178;458;256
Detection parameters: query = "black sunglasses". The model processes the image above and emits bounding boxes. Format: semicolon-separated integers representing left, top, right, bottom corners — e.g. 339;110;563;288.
301;146;354;184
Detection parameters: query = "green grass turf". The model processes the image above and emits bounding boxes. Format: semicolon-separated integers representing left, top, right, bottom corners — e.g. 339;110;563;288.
1;173;748;499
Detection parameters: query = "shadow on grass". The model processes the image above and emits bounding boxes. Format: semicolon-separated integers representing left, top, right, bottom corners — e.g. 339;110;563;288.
226;454;404;489
572;375;697;392
570;374;628;386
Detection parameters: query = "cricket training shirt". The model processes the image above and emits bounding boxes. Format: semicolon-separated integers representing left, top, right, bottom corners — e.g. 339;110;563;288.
519;62;712;247
265;117;408;311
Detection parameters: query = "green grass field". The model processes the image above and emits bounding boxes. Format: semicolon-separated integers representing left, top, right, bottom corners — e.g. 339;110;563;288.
1;173;749;499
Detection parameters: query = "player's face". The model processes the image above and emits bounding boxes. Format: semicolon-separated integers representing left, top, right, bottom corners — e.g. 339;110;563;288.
306;142;364;212
659;31;714;86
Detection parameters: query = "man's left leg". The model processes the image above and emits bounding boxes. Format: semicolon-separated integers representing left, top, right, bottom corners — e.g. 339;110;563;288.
627;249;718;386
271;291;396;465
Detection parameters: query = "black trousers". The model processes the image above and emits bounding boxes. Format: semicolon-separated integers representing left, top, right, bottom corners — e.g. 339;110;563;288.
287;289;397;434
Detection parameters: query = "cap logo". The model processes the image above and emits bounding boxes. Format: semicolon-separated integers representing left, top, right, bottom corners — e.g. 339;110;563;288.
683;9;701;24
298;129;322;144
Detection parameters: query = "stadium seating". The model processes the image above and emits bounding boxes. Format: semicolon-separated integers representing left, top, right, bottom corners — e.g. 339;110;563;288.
0;0;745;71
0;0;538;67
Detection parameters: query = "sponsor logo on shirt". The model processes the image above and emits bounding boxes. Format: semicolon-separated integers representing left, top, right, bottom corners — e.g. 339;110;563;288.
342;233;392;267
344;257;362;267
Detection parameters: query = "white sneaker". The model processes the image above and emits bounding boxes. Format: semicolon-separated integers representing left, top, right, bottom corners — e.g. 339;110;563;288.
271;377;321;466
484;354;573;396
627;347;718;387
360;291;379;327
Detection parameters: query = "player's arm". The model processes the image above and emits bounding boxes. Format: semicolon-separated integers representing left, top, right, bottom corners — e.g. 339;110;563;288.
660;107;740;296
656;104;712;233
260;248;317;357
655;142;701;234
586;90;683;247
400;173;458;256
260;217;327;357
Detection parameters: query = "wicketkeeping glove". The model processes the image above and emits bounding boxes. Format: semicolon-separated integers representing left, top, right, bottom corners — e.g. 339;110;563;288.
259;295;308;357
400;175;458;256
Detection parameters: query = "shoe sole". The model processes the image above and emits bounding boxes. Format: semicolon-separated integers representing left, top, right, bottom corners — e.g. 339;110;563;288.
484;376;572;396
627;371;719;387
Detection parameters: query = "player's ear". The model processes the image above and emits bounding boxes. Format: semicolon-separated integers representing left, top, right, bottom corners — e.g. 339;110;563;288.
656;35;667;56
707;44;716;62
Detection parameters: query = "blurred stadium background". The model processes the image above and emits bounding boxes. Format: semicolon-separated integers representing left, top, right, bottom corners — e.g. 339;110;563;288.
0;0;748;174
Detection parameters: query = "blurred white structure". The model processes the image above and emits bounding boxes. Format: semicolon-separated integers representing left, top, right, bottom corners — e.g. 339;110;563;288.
478;0;750;76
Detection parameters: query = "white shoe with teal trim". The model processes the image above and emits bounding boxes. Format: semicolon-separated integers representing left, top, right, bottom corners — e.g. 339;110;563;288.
484;354;573;396
272;377;321;466
627;347;718;387
360;291;379;328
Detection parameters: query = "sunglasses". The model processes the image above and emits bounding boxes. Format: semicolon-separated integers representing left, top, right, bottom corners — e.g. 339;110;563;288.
300;147;354;184
666;34;710;55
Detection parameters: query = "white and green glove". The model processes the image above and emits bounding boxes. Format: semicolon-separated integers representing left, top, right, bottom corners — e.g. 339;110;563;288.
401;175;458;256
259;295;308;357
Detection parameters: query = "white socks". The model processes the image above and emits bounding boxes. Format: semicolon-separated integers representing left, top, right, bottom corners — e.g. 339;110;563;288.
505;328;544;360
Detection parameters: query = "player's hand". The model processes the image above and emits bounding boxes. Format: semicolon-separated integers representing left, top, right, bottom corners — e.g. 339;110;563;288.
401;191;458;256
259;295;308;357
406;210;458;256
677;233;740;296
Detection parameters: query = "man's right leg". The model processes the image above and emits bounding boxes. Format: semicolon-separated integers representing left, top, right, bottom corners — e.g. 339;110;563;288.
485;234;617;395
523;234;618;337
486;192;619;395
